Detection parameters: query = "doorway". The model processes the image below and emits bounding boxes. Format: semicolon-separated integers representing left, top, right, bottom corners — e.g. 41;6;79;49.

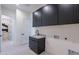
0;4;16;54
1;15;13;49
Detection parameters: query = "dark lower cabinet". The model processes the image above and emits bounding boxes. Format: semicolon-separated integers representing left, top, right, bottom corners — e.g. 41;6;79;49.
29;36;45;54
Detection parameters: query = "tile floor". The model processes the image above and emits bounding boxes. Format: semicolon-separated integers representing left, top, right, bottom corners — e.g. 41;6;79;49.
0;41;47;55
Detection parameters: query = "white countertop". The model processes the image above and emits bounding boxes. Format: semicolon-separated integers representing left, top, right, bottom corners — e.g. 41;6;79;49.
30;35;45;39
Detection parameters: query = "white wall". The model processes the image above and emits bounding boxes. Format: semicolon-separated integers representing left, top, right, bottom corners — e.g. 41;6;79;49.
15;9;31;46
46;37;79;55
32;24;79;55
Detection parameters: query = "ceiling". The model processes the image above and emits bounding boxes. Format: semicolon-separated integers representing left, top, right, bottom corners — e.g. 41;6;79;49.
17;4;45;13
1;4;16;11
1;4;45;13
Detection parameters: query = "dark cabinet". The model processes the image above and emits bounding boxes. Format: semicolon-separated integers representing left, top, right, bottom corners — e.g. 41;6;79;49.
58;4;74;25
33;4;58;27
29;36;45;54
29;37;37;53
33;4;79;27
42;5;58;26
33;8;42;27
73;4;79;23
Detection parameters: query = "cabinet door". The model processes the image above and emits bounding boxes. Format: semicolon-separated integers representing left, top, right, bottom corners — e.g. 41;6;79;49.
42;4;58;26
58;4;74;25
29;37;37;53
33;9;42;27
73;4;79;23
38;39;45;54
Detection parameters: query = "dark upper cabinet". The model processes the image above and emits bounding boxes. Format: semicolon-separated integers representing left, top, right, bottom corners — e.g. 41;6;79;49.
58;4;74;25
33;4;58;27
73;4;79;23
42;4;58;26
33;8;42;27
33;4;79;27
